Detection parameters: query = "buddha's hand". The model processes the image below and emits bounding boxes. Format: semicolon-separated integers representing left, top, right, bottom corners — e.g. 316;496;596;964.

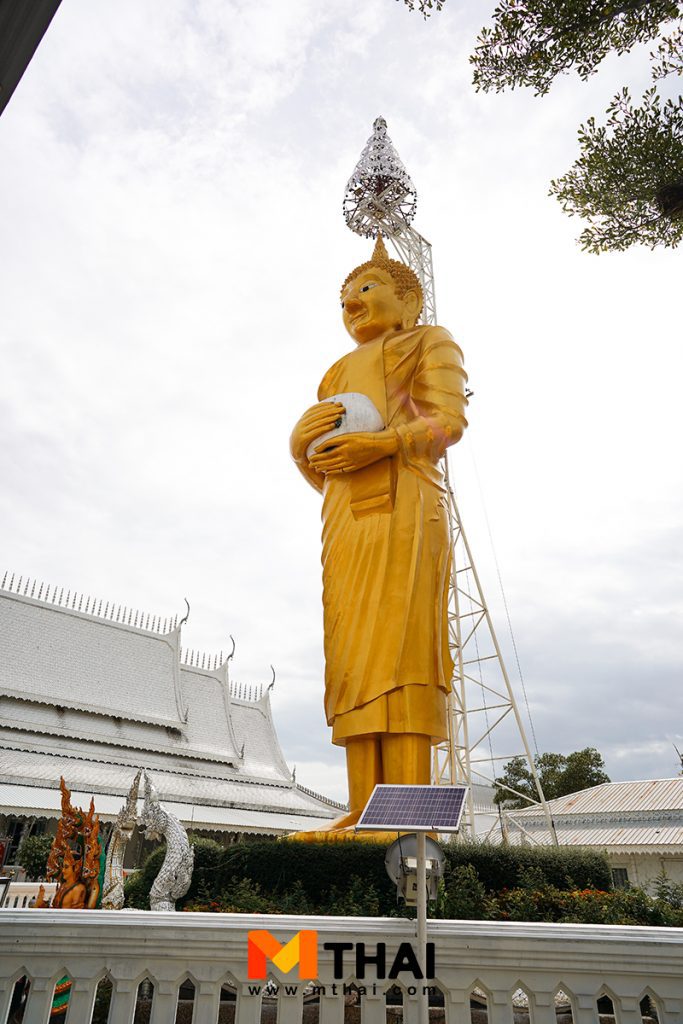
290;401;346;465
309;430;399;474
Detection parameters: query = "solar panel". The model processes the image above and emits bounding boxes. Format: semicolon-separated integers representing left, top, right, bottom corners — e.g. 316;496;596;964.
356;784;468;833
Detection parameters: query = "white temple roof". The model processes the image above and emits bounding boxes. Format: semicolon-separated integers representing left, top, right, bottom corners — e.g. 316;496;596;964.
0;575;340;833
0;782;331;835
0;589;186;728
0;744;337;819
177;663;241;764
229;697;293;782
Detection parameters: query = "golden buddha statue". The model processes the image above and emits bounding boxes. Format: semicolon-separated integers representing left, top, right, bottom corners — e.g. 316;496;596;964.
290;236;468;832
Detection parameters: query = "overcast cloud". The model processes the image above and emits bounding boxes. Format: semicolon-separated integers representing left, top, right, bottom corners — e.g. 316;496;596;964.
1;0;681;801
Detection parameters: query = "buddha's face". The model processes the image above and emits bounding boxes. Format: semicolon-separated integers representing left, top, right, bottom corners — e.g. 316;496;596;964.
63;857;81;884
341;267;418;344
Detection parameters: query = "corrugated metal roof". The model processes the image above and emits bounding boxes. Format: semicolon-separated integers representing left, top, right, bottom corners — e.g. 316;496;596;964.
0;783;328;834
512;778;683;817
506;822;683;850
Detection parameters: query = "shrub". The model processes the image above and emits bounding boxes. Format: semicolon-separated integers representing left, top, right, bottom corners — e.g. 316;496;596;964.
124;845;165;909
16;834;53;881
650;871;683;910
439;863;491;920
444;841;611;893
215;839;398;915
184;877;277;914
490;883;683;926
601;886;674;926
326;875;382;917
271;880;314;915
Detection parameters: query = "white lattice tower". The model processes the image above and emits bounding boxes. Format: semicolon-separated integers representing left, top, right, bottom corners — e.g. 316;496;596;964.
343;117;556;841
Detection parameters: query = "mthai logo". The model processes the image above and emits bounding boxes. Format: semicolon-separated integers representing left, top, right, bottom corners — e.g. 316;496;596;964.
248;930;319;980
247;931;435;983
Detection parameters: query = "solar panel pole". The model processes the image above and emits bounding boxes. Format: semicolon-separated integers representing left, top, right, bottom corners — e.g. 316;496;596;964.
416;831;429;1024
343;117;556;845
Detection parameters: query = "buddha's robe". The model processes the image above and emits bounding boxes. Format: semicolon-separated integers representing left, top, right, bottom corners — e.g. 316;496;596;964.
317;325;468;746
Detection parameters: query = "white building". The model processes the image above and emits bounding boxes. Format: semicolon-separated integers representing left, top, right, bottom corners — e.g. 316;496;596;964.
504;778;683;889
0;573;339;868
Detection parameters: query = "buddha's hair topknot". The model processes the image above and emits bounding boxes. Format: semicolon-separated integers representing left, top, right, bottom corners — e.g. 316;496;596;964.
341;234;423;317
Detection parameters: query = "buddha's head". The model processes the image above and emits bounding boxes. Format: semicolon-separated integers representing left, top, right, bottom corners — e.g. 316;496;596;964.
341;235;423;344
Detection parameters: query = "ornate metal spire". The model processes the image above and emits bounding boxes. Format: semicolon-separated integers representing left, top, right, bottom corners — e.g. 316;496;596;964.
343;116;417;238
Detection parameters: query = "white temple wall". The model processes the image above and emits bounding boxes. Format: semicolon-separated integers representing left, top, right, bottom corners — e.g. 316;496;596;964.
608;852;683;889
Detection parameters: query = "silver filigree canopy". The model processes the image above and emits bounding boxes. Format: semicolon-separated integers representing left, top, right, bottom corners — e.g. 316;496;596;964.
343;116;418;238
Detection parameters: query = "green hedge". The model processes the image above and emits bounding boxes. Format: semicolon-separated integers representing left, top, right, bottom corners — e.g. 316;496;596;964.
444;841;612;893
216;838;397;914
124;835;611;914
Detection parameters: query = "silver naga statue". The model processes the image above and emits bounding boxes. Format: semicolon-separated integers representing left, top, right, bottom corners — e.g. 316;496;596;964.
140;770;194;912
101;769;142;910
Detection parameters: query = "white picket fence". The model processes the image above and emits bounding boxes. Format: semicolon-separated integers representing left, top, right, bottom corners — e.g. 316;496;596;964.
1;882;56;909
0;909;682;1023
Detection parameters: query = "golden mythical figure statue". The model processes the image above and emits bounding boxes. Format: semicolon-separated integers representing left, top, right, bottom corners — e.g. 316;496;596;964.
39;777;103;909
290;236;468;833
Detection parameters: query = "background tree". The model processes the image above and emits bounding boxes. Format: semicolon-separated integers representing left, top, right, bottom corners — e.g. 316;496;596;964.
495;746;610;808
16;834;53;881
399;0;444;15
471;0;683;251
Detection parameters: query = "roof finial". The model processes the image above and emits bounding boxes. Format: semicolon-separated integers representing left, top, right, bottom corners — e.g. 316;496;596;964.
179;598;190;627
343;115;417;238
268;665;276;693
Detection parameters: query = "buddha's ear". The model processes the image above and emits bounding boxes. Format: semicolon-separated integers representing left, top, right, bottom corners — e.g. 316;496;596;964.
401;288;420;328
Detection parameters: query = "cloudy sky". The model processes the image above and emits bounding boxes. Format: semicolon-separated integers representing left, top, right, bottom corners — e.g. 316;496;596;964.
1;0;681;802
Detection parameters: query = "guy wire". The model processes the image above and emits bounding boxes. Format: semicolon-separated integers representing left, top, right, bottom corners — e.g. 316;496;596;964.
464;435;540;758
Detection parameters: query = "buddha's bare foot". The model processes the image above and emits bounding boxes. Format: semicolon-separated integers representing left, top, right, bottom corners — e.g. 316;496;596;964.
286;809;362;842
318;809;361;832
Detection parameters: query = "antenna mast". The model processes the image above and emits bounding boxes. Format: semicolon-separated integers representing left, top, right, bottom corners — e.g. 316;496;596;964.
343;117;556;842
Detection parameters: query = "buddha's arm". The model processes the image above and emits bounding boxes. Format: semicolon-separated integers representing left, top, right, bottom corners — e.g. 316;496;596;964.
394;327;468;463
290;400;344;494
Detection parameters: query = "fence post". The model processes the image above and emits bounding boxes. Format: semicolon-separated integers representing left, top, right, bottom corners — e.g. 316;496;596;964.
277;984;305;1024
22;976;56;1024
236;982;263;1024
108;979;138;1024
63;976;99;1021
193;979;221;1024
361;989;386;1024
148;979;178;1024
319;986;345;1024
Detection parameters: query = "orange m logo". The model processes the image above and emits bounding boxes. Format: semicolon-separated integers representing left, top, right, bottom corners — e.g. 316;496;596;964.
247;930;318;980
